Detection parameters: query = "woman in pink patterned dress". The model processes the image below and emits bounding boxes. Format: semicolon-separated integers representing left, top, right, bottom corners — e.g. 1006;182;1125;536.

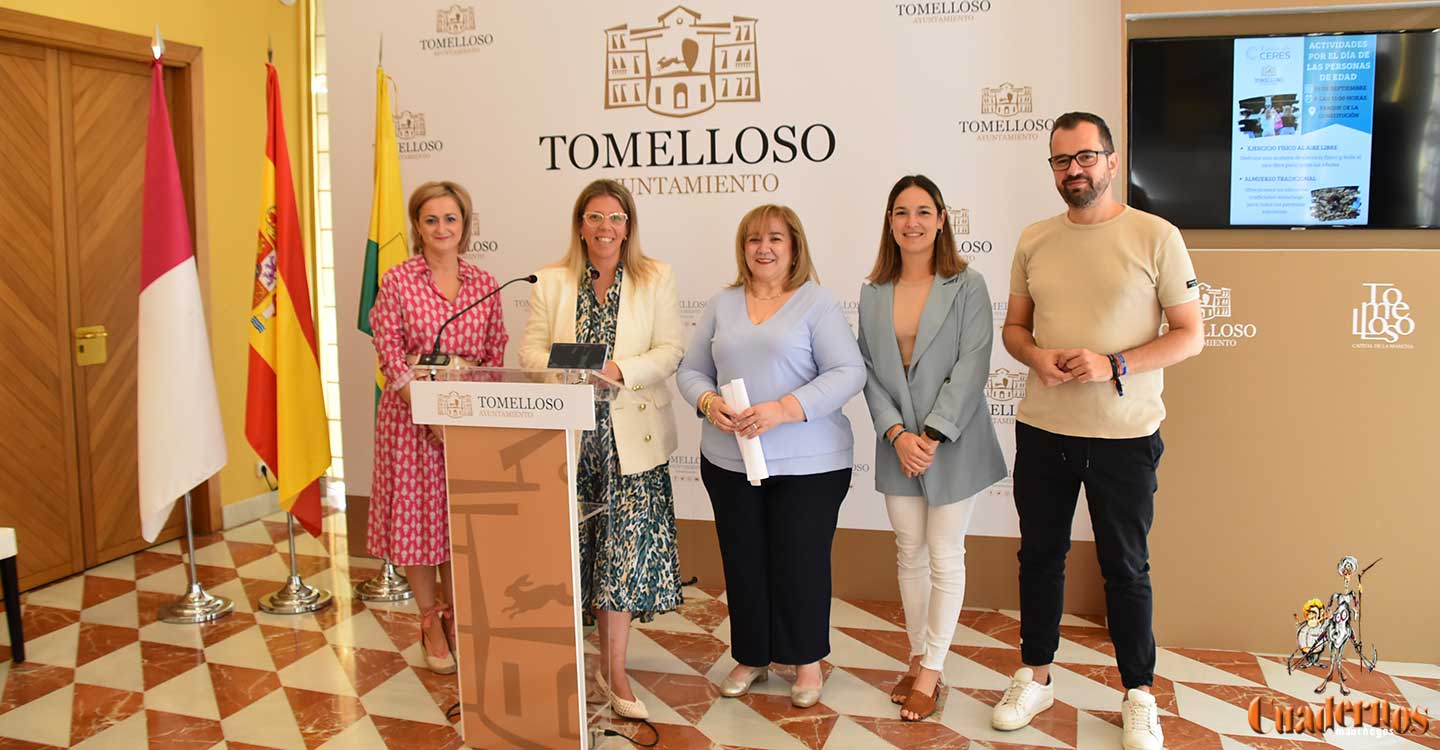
368;181;507;674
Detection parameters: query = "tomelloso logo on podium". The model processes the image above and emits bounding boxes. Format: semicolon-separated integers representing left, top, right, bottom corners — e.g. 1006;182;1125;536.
437;391;474;419
1351;282;1415;349
604;6;760;118
1198;282;1258;348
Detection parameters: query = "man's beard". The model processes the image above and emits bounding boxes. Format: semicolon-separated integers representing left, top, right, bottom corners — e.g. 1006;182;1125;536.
1059;173;1110;208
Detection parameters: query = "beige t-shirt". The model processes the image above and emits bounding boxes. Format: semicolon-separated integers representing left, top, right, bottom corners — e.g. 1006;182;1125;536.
893;276;932;369
1009;206;1198;438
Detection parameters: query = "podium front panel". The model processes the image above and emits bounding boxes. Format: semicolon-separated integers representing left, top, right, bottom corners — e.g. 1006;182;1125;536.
443;424;583;749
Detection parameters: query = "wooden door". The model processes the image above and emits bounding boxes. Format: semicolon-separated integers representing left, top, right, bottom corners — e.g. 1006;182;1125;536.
0;40;87;589
61;51;185;566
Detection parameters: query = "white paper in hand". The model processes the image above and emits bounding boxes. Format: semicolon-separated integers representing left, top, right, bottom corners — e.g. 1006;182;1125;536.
721;379;768;486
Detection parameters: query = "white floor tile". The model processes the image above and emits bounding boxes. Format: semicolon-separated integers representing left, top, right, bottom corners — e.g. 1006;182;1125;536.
622;628;703;676
798;665;897;720
1172;682;1274;739
829;600;904;632
203;625;277;671
634;610;707;634
1393;675;1440;714
135;565;190;594
278;644;358;697
238;555;294;582
144;663;222;719
220;688;307;750
1050;663;1129;713
75;641;144;692
939;687;1071;747
139;620;207;649
942;652;1014;691
88;556;136;581
821;715;901;750
950;622;1013;649
1075;703;1126;750
324;609;398;651
316;714;390;750
822;628;908;672
224;522;277;546
1155;648;1263;687
695;693;810;750
24;574;85;610
0;682;74;746
359;667;449;725
1053;637;1118;666
192;541;236;569
25;622;80;668
80;591;140;629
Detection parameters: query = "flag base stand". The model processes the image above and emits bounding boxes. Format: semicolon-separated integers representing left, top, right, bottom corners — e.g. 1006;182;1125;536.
354;562;413;602
159;492;235;624
259;514;332;615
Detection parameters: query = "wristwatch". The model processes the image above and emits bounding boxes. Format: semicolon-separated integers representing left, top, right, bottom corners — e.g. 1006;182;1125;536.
922;426;948;443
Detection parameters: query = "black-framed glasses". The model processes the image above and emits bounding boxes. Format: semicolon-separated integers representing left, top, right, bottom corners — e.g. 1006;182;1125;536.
582;211;629;226
1047;149;1112;171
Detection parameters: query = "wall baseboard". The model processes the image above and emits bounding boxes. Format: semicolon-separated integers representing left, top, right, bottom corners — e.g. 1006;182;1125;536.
222;491;279;530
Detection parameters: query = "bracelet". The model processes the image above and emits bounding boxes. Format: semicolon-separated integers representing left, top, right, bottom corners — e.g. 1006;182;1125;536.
1115;352;1128;377
886;426;904;445
1106;354;1125;398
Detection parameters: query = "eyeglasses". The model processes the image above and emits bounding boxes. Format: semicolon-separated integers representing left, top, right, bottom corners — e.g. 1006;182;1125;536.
582;211;629;226
1047;149;1112;171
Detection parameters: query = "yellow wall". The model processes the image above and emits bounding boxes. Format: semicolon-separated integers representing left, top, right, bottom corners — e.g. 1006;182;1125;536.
3;0;314;506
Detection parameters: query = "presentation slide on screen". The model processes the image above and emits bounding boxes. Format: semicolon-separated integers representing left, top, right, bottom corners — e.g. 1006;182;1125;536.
1230;35;1376;225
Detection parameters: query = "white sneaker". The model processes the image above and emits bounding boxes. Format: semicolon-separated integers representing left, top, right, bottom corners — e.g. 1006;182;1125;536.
991;667;1055;730
1121;688;1164;750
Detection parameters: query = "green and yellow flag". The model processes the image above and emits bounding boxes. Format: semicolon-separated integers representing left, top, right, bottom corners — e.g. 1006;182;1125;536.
356;66;408;403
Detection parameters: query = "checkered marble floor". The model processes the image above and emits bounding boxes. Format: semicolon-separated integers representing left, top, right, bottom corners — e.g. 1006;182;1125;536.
2;508;1438;750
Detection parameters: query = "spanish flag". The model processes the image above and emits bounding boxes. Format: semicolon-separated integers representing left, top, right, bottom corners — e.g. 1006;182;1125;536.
245;62;330;537
356;66;407;404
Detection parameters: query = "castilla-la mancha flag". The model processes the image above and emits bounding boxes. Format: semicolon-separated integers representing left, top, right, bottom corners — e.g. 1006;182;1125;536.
138;56;228;542
245;62;330;537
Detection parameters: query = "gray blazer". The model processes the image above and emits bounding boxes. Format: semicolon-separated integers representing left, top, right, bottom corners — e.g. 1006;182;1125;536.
857;268;1006;505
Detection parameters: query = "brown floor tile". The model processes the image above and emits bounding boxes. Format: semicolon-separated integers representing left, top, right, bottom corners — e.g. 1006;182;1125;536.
849;715;971;749
197;611;258;648
283;686;367;749
1058;625;1116;657
139;641;205;691
949;645;1023;678
368;715;464;749
132;552;184;580
849;599;909;629
136;591;179;629
207;662;282;719
1170;648;1268;685
75;622;140;667
225;540;279;569
368;608;422;652
410;665;461;717
0;739;67;750
144;708;224;749
837;626;913;664
331;644;409;697
260;521;292;544
18;605;81;641
69;683;145;746
675;598;728;633
310;597;366;631
258;624;330;671
642;630;731;676
629;670;720;725
739;691;839;749
0;663;74;715
957;611;1023;648
81;576;137;609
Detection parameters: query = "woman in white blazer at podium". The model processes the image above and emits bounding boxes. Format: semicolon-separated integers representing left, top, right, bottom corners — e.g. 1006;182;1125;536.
519;179;684;720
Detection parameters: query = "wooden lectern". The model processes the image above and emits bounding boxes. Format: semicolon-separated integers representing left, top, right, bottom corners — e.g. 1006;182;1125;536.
410;365;618;750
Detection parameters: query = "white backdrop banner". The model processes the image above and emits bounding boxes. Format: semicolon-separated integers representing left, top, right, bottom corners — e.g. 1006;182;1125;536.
330;0;1120;539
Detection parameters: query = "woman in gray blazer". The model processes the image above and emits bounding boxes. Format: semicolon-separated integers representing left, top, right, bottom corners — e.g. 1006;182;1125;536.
856;175;1007;721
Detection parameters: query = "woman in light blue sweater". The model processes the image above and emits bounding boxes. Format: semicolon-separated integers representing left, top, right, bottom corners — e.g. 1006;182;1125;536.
677;204;865;709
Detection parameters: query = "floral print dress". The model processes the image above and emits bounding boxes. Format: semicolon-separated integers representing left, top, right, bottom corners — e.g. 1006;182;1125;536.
575;263;682;621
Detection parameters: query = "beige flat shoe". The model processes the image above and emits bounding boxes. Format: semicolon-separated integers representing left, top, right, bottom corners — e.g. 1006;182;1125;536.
597;670;649;720
719;666;769;698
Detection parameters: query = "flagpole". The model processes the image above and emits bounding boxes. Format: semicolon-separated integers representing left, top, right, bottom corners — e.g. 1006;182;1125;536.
158;491;235;624
260;512;333;614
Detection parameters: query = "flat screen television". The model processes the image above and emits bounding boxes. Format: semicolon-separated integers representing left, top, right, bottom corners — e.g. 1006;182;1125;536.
1128;30;1440;229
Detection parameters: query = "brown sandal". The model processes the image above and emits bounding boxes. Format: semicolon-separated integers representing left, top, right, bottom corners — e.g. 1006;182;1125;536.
901;685;940;722
890;674;916;705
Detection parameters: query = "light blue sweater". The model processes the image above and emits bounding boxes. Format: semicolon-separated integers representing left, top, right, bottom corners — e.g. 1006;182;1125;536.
677;282;865;476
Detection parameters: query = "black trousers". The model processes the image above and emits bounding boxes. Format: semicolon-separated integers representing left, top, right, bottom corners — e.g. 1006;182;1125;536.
1013;421;1164;689
701;458;851;667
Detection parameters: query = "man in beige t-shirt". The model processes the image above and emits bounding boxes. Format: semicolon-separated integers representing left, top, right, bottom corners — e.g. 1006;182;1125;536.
989;113;1203;750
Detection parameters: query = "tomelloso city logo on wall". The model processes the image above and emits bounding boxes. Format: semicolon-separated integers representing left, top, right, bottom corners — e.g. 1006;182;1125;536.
423;4;494;54
949;207;994;259
960;82;1056;142
1352;282;1415;349
464;214;499;257
1197;282;1258;348
985;368;1025;424
537;5;837;197
894;0;995;24
394;110;444;159
604;6;759;118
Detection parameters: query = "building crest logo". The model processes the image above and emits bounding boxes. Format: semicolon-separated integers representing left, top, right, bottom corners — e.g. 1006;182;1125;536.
986;368;1026;402
437;391;473;419
1198;283;1232;321
980;82;1033;118
605;5;760;118
394;111;426;140
436;5;476;35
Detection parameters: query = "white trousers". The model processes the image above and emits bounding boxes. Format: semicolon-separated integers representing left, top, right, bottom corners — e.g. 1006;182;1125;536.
885;494;975;671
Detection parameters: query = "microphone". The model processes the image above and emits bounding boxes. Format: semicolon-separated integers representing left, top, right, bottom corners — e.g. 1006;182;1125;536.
589;267;600;280
417;273;537;367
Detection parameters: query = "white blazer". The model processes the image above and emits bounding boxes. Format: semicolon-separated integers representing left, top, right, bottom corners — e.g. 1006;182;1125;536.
519;260;683;475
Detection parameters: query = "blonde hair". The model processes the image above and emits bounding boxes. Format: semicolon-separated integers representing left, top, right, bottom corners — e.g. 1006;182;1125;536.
556;179;655;284
867;174;966;284
407;180;473;256
730;204;819;291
